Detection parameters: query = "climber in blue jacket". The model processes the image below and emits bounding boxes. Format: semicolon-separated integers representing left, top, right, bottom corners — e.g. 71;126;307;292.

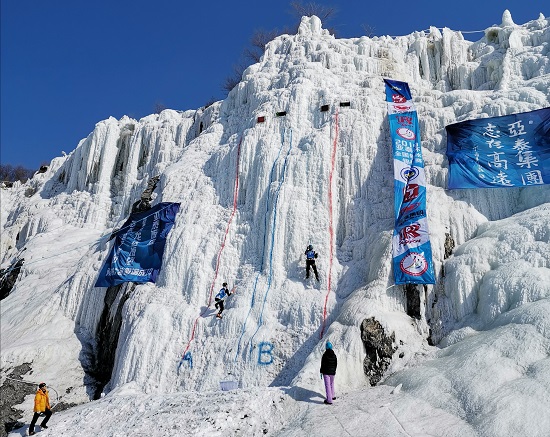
214;282;232;318
305;245;320;281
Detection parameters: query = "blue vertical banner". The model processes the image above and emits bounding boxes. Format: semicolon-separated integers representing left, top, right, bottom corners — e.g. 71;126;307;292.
446;107;550;189
384;79;435;285
95;202;181;287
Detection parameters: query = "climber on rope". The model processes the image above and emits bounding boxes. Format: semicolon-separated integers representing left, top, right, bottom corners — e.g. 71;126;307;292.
214;282;232;319
305;245;320;282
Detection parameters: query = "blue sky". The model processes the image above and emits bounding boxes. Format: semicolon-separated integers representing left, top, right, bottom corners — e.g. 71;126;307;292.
1;0;547;169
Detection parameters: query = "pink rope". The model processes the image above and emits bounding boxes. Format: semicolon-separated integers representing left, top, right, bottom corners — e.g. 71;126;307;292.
181;135;243;359
320;110;338;338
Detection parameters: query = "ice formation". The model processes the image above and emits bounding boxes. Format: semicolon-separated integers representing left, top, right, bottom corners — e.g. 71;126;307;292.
1;10;549;436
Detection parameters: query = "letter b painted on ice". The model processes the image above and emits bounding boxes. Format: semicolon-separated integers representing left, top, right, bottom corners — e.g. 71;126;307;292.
257;342;273;366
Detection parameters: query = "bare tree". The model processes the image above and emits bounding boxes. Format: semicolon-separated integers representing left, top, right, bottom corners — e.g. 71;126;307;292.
203;96;218;109
0;164;34;183
0;164;14;181
361;23;376;37
221;2;338;95
154;102;167;114
222;62;249;93
223;26;294;93
244;28;284;63
289;1;337;22
13;165;33;182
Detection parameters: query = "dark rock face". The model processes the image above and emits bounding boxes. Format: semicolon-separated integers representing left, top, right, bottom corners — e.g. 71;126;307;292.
131;175;160;213
0;259;24;301
92;283;134;399
360;317;397;386
444;232;455;259
403;283;421;320
0;363;35;437
0;364;79;437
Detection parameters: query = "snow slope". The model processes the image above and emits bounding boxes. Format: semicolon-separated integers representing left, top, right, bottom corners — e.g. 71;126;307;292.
2;10;550;437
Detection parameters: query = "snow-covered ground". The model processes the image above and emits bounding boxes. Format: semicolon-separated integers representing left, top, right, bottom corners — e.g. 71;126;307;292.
2;11;550;437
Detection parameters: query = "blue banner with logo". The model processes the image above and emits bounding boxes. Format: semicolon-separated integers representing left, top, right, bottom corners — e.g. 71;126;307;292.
384;79;435;285
446;107;550;189
95;202;181;287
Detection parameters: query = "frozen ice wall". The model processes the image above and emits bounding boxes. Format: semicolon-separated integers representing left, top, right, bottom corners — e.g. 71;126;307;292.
1;11;549;409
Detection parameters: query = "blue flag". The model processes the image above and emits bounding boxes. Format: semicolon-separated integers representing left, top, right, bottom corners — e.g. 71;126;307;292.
95;202;180;287
446;107;550;189
384;79;435;285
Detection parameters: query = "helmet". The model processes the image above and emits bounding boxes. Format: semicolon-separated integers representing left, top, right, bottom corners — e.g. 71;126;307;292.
39;383;46;388
326;341;333;350
222;282;227;287
307;245;313;250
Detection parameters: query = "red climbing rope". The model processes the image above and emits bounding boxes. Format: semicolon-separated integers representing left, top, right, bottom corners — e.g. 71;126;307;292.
180;135;243;360
320;110;338;338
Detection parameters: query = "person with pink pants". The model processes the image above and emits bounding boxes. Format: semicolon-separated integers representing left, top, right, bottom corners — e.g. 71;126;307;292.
320;341;337;404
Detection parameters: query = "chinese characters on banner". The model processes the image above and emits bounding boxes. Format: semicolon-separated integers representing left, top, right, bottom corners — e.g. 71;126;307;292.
95;202;181;287
384;79;435;285
446;107;550;189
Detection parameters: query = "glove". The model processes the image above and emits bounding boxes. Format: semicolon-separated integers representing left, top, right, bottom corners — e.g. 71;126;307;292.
314;253;318;259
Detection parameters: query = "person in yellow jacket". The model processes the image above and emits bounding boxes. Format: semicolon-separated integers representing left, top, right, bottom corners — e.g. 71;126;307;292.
28;382;52;435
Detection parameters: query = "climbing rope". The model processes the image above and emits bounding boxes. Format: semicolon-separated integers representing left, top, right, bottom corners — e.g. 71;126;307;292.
234;124;289;360
247;127;293;355
320;109;339;338
179;134;243;369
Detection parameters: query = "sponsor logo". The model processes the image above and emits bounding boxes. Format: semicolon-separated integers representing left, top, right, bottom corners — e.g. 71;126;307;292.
396;115;413;126
394;104;411;111
400;202;420;215
399;252;429;277
403;184;419;202
400;167;419;182
397;127;416;140
392;94;407;103
399;223;421;243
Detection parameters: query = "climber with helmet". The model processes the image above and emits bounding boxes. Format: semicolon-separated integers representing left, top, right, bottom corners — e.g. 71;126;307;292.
214;282;232;319
304;244;320;282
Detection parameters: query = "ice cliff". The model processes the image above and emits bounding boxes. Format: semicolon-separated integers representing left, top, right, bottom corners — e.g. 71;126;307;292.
1;12;549;433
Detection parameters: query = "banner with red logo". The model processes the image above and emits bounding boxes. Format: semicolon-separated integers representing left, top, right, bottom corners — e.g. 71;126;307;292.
384;79;435;284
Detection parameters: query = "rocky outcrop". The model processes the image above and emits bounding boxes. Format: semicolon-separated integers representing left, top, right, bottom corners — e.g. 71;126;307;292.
360;318;397;386
0;259;24;301
92;283;134;399
0;363;35;437
403;284;422;320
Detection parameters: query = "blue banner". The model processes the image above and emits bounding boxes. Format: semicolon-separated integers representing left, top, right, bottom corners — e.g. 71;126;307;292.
384;79;435;285
446;107;550;189
95;202;181;287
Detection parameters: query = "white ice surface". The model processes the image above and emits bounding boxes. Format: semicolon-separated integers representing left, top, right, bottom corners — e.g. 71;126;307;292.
2;11;550;437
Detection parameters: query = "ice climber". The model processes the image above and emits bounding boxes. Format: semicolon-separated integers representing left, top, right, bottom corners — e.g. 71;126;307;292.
214;282;232;319
305;244;320;281
28;382;52;435
320;341;337;404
